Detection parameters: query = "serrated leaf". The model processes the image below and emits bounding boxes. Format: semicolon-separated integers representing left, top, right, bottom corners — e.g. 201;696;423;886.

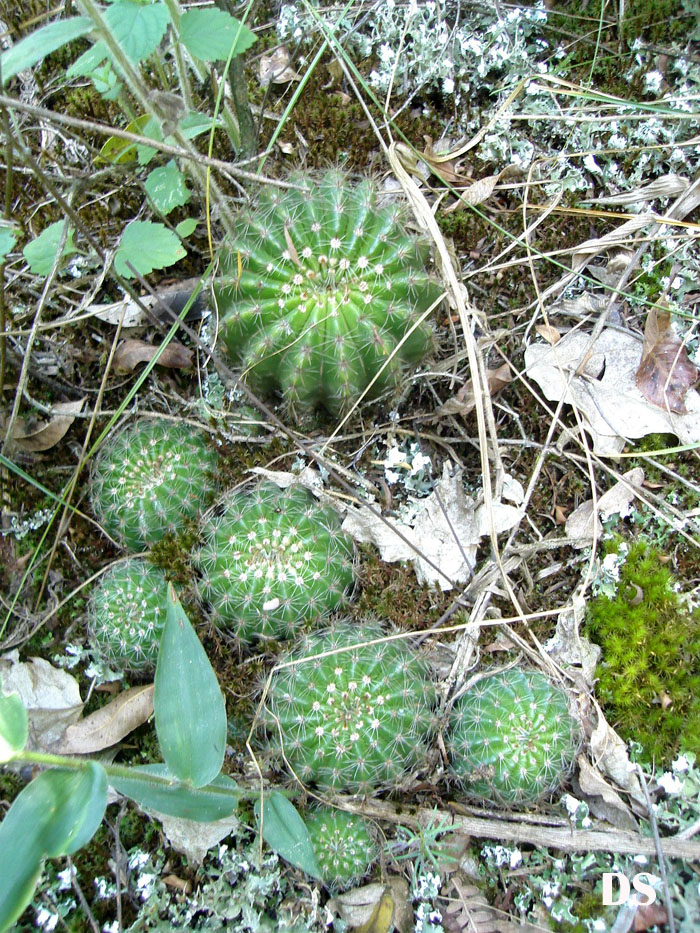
175;218;197;238
0;764;107;929
103;1;169;65
154;586;226;786
23;221;78;276
0;690;27;762
145;161;190;215
110;764;239;821
0;17;93;84
0;226;16;262
180;9;257;62
114;221;186;278
255;792;322;880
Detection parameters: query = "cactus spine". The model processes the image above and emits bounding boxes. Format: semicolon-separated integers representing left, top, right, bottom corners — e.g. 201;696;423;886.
88;559;169;673
214;170;441;416
448;668;580;806
262;620;436;793
90;419;218;551
194;482;354;642
305;806;378;890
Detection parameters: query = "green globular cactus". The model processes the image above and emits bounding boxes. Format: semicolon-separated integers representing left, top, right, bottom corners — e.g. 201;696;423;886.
305;806;378;890
261;620;437;793
90;419;219;551
194;482;354;642
448;668;580;807
88;559;169;673
214;170;442;416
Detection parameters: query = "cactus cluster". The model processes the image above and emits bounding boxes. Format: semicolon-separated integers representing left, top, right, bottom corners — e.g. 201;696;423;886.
305;806;378;890
261;620;437;794
87;559;169;673
214;170;442;417
90;419;219;551
194;482;354;642
448;668;580;806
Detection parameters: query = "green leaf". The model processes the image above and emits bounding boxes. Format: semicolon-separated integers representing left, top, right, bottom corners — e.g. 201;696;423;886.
0;17;93;84
179;9;257;62
175;218;197;238
0;689;27;762
255;793;322;880
110;764;240;821
103;0;169;65
144;161;190;215
0;226;16;262
23;221;78;276
0;764;107;930
114;221;186;278
66;39;108;77
154;585;226;786
96;113;151;164
136;111;220;165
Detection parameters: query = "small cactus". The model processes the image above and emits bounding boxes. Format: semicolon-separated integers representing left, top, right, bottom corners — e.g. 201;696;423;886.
214;170;442;416
90;419;219;551
88;559;169;673
448;668;580;806
194;482;354;642
261;620;437;793
305;806;378;890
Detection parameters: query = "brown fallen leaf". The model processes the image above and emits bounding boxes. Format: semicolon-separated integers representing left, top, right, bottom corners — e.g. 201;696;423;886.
430;363;512;419
53;684;154;754
635;306;699;414
258;46;300;86
8;398;86;452
422;136;472;186
633;902;668;931
535;323;561;345
114;339;192;372
328;879;411;933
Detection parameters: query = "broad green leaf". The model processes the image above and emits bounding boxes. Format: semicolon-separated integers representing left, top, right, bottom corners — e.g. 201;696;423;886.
114;221;186;278
0;226;16;262
145;161;190;215
136;111;222;166
103;0;169;65
23;221;78;276
66;39;108;77
255;793;322;880
0;764;107;930
180;9;257;62
0;17;93;84
96;114;151;164
110;764;240;821
175;218;197;238
0;690;27;762
154;586;226;786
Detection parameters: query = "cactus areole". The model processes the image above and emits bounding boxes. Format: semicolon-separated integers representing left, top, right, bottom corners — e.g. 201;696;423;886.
214;171;441;416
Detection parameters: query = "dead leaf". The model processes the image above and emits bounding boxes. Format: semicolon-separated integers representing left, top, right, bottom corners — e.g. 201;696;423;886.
588;173;689;206
114;339;192;372
0;651;83;749
53;684;154;754
89;278;206;327
577;755;638;833
565;468;644;546
258;46;300;86
635;307;699;414
571;215;653;274
535;323;561;345
8;398;85;452
154;812;240;864
633;902;668;931
328;879;411;933
545;598;601;688
444;170;509;212
524;328;700;456
589;703;645;805
422;137;471;186
431;363;512;420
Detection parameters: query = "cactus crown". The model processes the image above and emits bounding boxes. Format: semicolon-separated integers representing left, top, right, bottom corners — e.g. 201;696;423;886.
194;482;354;642
448;668;580;806
262;620;437;794
90;419;219;552
88;559;169;673
214;170;441;416
305;806;378;891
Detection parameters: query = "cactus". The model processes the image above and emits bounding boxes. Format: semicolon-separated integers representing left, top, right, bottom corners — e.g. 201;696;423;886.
214;170;442;416
305;806;378;890
90;419;219;551
448;668;580;806
88;559;169;673
261;620;437;793
194;481;354;642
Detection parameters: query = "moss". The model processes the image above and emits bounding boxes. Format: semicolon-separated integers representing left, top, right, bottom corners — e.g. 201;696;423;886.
584;539;700;764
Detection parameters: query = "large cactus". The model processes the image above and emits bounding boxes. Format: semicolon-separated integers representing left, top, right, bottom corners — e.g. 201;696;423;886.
261;620;437;793
88;559;169;673
214;170;441;416
194;481;354;642
90;419;218;552
448;668;580;806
